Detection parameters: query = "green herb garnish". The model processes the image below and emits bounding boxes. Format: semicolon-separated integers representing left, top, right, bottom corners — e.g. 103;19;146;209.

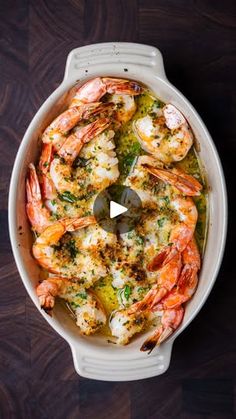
162;196;170;206
75;292;87;300
65;239;78;259
58;191;78;203
157;217;166;228
124;285;131;300
135;236;144;246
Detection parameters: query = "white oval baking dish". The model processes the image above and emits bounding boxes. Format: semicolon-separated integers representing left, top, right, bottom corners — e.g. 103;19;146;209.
9;42;227;381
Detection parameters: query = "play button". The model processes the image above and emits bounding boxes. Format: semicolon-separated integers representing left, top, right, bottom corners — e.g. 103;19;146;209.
93;185;142;234
110;201;127;219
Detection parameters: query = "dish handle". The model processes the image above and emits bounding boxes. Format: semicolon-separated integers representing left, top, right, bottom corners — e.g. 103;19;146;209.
70;341;174;381
63;42;167;81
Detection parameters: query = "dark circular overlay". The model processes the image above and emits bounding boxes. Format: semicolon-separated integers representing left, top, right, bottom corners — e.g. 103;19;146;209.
93;185;142;234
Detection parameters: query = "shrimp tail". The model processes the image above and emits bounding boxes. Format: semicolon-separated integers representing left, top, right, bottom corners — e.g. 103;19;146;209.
140;307;184;352
39;143;53;174
103;78;143;95
147;246;172;271
26;163;52;233
162;247;179;266
145;166;202;196
151;222;195;270
65;215;96;231
40;174;56;200
140;326;173;353
36;278;61;312
165;265;198;307
128;286;158;314
58;117;111;164
179;264;195;288
71;77;142;106
78;101;114;118
26;163;41;202
38;143;56;200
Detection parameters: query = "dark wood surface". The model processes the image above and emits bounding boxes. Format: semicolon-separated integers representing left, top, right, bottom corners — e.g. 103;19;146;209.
0;1;235;418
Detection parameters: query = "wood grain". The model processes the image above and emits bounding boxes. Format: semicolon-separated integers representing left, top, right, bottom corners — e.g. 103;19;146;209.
0;1;235;418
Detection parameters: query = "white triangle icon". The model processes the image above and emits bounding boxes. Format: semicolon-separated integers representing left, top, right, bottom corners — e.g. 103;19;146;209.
110;201;128;219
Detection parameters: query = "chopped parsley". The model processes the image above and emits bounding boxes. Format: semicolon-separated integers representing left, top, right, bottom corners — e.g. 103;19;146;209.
75;292;87;300
135;236;144;246
157;217;166;228
162;196;170;206
65;239;78;260
58;191;78;203
124;285;131;300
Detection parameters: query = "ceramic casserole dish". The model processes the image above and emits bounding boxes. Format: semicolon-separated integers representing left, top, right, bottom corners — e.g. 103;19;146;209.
9;42;227;381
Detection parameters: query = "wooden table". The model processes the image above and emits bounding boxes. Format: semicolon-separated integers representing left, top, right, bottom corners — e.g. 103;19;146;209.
1;1;235;418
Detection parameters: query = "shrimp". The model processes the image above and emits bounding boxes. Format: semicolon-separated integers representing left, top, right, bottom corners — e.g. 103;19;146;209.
109;308;147;345
73;221;117;255
123;156;160;208
57;118;111;164
42;102;113;150
39;143;52;174
163;104;186;130
70;77;142;107
125;157;199;269
140;156;202;197
32;216;109;284
26;163;52;233
75;291;107;335
38;143;56;200
49;117;111;193
110;229;146;289
140;239;199;351
79;129;120;192
36;277;106;335
50;119;119;196
110;257;184;349
134;159;200;269
140;307;184;352
33;216;94;272
110;94;137;123
128;253;182;313
133;103;193;164
148;195;198;270
36;276;62;310
155;238;201;309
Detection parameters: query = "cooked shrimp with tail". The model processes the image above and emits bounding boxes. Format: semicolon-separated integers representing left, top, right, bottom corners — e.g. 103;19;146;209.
155;238;201;310
42;102;113;150
37;277;106;335
49;117;111;193
140;240;200;352
134;103;193;164
32;216;108;285
140;307;184;352
70;77;142;107
26;163;52;233
140;158;201;269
